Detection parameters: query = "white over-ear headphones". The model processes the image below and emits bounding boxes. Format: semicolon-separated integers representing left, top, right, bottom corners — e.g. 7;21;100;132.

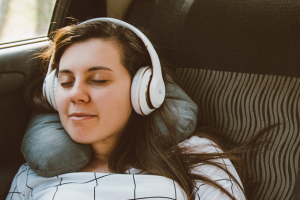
42;17;165;115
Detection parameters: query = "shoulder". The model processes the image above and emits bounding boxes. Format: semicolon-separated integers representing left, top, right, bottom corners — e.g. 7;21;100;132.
12;163;37;185
179;136;246;200
13;163;32;180
6;163;32;200
178;136;222;154
178;136;238;178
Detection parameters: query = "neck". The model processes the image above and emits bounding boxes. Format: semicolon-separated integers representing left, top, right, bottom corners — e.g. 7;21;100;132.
90;136;118;166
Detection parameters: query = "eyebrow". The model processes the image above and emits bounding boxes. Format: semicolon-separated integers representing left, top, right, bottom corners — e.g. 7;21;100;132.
58;66;113;74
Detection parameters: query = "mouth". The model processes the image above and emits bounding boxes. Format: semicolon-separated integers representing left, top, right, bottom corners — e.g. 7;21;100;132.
69;113;97;121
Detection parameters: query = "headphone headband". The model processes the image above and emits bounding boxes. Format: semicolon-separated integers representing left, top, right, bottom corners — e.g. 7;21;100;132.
82;18;163;82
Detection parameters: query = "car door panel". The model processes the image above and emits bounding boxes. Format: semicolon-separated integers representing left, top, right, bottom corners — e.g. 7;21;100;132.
0;41;48;97
0;41;48;164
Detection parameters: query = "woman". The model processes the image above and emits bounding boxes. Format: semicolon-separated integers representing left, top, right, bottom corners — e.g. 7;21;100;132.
7;18;246;200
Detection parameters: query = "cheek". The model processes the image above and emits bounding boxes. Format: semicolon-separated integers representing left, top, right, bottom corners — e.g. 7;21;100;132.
55;88;69;126
55;87;68;112
95;82;132;115
93;81;133;130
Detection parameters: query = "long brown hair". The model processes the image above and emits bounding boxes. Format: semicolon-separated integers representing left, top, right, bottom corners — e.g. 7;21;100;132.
25;20;269;200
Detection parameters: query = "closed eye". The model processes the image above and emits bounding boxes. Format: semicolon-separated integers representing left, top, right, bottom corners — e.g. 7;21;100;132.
92;80;107;84
61;82;73;87
60;80;107;87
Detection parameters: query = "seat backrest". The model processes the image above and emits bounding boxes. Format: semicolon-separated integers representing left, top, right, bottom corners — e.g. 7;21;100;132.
144;0;300;199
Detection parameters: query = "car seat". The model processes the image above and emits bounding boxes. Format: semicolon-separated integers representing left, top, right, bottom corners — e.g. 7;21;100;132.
127;0;300;199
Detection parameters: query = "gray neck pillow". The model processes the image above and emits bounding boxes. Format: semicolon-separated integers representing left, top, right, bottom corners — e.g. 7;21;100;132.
21;76;198;177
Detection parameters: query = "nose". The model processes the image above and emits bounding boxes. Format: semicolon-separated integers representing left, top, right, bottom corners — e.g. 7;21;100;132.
69;81;90;104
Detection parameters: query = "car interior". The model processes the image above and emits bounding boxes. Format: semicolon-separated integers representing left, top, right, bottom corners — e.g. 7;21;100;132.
0;0;299;199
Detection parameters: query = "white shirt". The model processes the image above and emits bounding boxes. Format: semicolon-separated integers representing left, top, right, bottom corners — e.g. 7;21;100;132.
6;136;246;200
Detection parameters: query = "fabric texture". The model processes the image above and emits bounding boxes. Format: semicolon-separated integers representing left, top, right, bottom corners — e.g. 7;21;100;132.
143;0;300;199
294;167;300;200
21;77;198;177
175;68;300;200
8;137;245;200
153;75;198;143
147;0;300;77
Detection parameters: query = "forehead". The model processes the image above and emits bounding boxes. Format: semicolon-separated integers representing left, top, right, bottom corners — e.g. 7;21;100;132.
58;38;123;72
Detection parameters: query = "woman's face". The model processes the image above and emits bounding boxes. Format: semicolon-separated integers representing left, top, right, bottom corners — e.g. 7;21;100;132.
56;38;132;145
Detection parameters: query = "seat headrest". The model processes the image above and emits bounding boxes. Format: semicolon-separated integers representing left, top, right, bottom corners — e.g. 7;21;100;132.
147;0;300;77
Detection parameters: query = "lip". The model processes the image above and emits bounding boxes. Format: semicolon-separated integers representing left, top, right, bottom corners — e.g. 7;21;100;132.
69;112;97;121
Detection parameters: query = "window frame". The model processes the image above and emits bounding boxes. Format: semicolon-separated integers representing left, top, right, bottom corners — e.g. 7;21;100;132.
48;0;107;36
0;0;107;49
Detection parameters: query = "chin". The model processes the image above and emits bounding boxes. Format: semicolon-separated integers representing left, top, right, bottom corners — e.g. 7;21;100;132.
69;134;97;144
65;126;96;144
72;138;92;144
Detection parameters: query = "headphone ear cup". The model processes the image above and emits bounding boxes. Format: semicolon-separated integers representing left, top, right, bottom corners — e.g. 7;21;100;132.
43;69;58;110
131;67;155;115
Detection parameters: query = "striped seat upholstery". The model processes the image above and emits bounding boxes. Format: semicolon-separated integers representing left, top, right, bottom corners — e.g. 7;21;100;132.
175;68;300;200
142;0;300;199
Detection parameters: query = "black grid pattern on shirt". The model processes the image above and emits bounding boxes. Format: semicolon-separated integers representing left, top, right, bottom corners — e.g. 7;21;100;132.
8;139;241;200
9;165;178;200
203;138;236;198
